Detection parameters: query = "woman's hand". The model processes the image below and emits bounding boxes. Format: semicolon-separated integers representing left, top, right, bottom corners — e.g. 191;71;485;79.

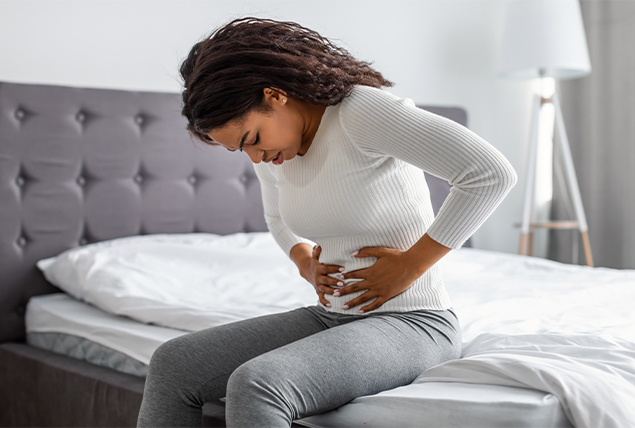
336;246;424;313
303;245;345;307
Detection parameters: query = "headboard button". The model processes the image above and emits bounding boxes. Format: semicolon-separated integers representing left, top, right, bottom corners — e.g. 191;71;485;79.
76;176;86;186
15;306;25;316
16;176;25;187
188;175;197;184
14;109;25;120
135;115;144;125
240;175;248;183
134;174;143;184
76;112;86;123
17;236;27;247
79;237;88;246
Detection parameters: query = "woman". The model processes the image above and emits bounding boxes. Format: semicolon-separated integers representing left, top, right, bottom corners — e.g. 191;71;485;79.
137;17;517;427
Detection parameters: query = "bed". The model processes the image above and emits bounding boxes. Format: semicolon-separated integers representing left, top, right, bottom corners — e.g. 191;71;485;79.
1;80;634;428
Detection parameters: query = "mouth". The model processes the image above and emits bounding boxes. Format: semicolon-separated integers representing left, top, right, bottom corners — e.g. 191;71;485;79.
272;151;284;165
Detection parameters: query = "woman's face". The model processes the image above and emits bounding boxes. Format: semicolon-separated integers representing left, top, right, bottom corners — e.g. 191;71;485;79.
207;88;322;165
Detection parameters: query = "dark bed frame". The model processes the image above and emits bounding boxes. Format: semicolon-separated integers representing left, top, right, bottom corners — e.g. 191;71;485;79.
0;80;469;427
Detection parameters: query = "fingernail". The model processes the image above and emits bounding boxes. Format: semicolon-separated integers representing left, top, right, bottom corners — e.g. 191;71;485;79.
337;281;344;286
359;309;364;313
342;305;349;309
351;250;359;256
326;303;331;307
333;291;341;297
339;267;345;272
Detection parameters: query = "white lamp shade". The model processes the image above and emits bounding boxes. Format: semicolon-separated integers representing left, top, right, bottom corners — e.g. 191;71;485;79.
498;0;592;79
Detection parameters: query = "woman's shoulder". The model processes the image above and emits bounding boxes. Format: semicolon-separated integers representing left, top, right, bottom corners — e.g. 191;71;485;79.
344;84;389;104
340;85;415;114
337;85;417;127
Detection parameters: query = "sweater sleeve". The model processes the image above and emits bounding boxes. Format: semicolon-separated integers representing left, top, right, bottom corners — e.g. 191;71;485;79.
339;86;517;250
253;162;316;257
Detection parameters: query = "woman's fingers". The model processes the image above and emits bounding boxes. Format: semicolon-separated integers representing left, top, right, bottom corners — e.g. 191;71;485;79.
317;262;345;287
358;299;384;313
342;293;380;313
316;290;330;306
310;245;348;305
334;279;384;312
319;274;344;288
334;280;365;297
317;283;336;296
341;267;370;280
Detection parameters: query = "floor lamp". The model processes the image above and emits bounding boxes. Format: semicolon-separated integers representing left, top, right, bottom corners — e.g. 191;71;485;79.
498;0;594;266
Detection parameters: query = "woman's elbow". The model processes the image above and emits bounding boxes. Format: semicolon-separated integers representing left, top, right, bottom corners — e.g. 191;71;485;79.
503;162;518;191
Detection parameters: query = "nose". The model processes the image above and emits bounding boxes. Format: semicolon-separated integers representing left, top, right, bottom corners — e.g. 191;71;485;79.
245;146;264;164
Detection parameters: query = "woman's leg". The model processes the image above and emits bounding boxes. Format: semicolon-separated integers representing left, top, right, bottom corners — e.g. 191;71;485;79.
225;309;461;427
137;306;337;427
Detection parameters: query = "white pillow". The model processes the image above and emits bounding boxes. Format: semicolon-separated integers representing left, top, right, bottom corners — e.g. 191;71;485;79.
37;232;318;331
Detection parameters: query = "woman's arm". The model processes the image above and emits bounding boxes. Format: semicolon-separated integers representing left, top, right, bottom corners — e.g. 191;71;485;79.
255;165;343;304
334;86;517;312
289;243;313;278
339;86;518;251
404;233;453;277
253;164;316;256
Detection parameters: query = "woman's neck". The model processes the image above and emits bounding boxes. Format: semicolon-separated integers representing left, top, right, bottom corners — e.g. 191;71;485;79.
298;103;327;156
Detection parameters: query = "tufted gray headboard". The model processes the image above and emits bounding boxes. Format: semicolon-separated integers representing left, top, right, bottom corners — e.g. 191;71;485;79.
0;81;469;343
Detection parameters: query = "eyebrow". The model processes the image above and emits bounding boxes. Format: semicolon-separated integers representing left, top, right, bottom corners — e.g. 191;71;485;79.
226;131;250;152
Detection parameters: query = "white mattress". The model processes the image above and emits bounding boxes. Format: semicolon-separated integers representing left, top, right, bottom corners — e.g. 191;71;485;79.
26;293;187;365
26;292;573;428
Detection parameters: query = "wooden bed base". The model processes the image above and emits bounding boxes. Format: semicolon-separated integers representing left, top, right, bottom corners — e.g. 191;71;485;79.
0;343;224;427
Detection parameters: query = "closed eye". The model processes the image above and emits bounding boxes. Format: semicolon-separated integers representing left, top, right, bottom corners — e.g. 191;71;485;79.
239;133;259;153
227;133;258;153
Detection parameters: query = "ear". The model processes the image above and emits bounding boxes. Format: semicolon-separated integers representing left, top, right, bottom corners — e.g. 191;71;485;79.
263;87;288;105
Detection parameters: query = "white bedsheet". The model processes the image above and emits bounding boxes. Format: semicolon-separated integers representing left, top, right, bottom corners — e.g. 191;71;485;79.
440;248;635;343
416;333;635;428
26;293;187;365
37;232;635;342
434;249;635;427
32;234;635;426
37;233;317;331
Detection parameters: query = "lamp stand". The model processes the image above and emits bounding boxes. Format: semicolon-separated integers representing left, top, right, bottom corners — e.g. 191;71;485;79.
517;90;594;267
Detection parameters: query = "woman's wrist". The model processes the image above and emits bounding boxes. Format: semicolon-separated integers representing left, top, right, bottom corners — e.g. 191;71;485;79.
290;243;313;280
404;233;452;277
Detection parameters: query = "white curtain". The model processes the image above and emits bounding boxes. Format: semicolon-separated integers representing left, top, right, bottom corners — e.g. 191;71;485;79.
548;0;635;269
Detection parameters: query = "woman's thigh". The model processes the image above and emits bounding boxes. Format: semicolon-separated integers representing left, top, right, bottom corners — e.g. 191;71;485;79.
225;309;461;424
138;305;336;427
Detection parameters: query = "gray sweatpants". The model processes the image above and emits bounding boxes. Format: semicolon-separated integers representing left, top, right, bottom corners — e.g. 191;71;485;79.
137;305;461;427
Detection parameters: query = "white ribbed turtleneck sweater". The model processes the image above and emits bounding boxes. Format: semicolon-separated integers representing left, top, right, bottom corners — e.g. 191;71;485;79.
253;85;517;314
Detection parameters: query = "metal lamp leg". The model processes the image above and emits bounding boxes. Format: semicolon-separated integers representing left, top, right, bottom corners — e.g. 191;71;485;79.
552;92;594;267
519;94;542;256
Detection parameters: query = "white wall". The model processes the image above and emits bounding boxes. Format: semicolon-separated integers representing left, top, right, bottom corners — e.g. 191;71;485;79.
0;0;539;255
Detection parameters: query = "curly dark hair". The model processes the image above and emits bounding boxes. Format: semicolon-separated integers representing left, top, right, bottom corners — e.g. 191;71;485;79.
179;17;393;144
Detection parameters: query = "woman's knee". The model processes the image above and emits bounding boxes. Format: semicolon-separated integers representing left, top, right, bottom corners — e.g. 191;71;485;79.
228;358;269;392
226;356;296;422
227;356;288;399
146;334;204;389
146;335;214;406
149;335;185;371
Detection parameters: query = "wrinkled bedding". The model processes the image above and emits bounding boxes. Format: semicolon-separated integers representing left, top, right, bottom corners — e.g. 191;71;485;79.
31;232;635;426
417;333;635;428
